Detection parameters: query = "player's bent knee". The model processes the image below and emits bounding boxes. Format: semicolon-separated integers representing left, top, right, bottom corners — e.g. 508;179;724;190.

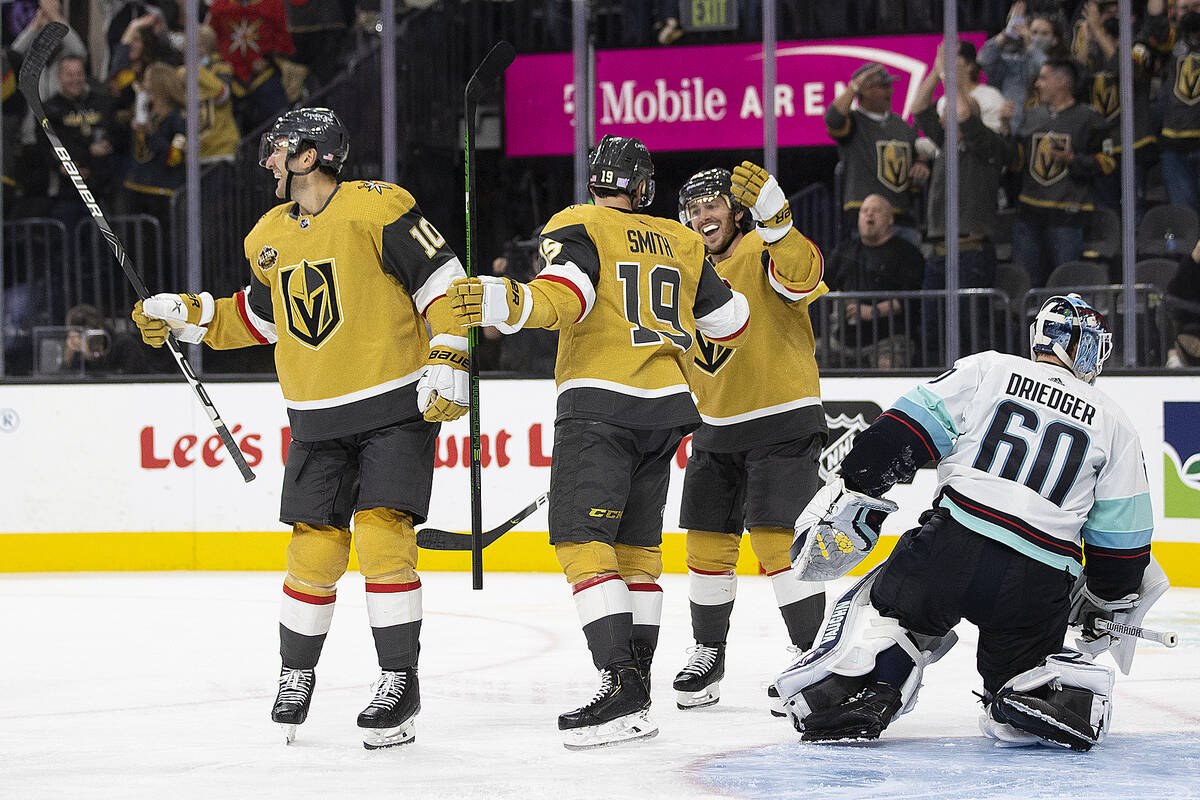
772;568;957;733
686;530;740;573
354;507;418;579
748;526;792;574
614;543;662;582
555;540;619;584
288;523;353;589
986;649;1114;751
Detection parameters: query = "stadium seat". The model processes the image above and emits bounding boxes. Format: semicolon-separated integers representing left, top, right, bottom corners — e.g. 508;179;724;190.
1135;258;1179;293
1082;206;1120;262
1046;260;1111;289
1136;204;1199;259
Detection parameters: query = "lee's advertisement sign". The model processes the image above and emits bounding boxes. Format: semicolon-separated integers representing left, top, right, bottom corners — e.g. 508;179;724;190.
505;33;985;157
0;377;1197;547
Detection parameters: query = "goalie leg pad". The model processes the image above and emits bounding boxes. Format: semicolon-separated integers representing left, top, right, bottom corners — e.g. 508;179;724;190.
772;567;957;733
987;649;1115;752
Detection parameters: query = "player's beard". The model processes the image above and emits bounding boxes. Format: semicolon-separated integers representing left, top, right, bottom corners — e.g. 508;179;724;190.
701;216;739;259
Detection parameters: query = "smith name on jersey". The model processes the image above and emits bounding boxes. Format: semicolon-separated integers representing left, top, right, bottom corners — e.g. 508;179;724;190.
687;226;827;452
201;180;465;441
530;203;749;431
842;351;1152;595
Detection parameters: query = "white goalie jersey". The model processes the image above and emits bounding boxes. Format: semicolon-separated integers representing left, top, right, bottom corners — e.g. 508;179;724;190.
887;351;1152;577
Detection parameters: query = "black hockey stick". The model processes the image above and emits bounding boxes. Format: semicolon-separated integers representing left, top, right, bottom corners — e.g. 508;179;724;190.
416;492;547;551
19;22;254;483
463;41;516;589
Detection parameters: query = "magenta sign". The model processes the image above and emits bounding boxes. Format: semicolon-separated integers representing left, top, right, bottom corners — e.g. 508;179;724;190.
505;33;986;157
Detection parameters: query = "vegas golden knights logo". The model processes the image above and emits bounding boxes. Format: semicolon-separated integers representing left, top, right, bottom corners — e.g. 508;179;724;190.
693;332;733;377
1031;132;1070;186
1091;72;1119;120
1174;53;1200;106
279;258;343;348
875;140;912;194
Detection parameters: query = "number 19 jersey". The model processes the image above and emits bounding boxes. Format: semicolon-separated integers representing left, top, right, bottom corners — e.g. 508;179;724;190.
535;203;747;431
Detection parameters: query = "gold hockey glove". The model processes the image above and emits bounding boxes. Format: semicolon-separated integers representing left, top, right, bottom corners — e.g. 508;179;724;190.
731;161;793;243
448;276;533;334
133;292;213;346
417;333;470;422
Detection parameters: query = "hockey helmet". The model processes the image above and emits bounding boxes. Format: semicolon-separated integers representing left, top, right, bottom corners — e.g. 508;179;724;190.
677;167;753;232
587;134;655;207
258;107;350;175
1029;293;1113;384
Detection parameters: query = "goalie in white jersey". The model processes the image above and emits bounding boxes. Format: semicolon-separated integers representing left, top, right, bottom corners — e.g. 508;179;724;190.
774;294;1161;752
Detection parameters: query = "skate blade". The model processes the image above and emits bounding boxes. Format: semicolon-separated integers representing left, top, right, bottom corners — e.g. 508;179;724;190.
362;720;416;750
281;723;298;745
562;710;658;751
767;684;786;717
675;685;720;710
800;726;883;743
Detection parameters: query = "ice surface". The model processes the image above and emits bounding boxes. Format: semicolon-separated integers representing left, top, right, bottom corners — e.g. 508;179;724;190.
1;572;1196;799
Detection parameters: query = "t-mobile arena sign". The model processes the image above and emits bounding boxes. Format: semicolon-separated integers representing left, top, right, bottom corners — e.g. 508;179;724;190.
505;33;985;157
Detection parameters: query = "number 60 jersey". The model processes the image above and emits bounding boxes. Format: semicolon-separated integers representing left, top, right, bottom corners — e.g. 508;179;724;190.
883;351;1152;582
533;203;750;431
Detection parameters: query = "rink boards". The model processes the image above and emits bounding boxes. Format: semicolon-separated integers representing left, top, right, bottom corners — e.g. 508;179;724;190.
1;376;1198;585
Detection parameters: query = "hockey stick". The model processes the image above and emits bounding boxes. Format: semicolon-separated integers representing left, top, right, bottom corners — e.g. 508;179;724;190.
19;22;254;483
463;40;516;589
1095;618;1178;648
416;492;547;551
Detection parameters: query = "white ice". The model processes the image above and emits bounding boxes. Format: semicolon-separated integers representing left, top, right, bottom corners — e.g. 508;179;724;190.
2;571;1197;800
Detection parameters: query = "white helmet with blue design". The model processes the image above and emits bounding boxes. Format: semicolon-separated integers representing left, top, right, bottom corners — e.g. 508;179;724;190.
1029;293;1113;384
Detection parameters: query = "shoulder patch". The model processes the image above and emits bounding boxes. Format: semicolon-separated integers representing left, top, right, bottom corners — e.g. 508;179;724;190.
356;180;393;195
257;246;278;270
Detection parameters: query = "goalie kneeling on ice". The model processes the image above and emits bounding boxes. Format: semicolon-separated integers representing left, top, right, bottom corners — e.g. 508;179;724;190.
772;567;956;733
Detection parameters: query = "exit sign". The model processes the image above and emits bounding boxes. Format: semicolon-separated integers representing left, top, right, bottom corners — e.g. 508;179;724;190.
680;0;739;32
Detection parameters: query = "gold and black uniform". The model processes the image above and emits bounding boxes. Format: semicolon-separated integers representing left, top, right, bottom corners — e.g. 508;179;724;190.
534;203;749;433
203;179;464;442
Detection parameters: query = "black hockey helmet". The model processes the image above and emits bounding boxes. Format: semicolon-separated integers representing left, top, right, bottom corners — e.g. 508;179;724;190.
677;167;752;232
587;134;655;207
258;107;350;175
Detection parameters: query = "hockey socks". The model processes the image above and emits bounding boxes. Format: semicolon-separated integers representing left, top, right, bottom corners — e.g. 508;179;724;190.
572;574;635;669
769;568;825;650
365;579;423;670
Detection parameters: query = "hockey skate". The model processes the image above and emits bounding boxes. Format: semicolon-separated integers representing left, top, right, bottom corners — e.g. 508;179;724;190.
271;667;315;745
558;665;657;750
672;643;725;710
358;669;420;750
800;681;902;742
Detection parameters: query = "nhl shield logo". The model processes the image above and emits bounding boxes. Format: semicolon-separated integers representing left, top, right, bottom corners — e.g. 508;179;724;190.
693;332;734;376
819;406;877;482
1031;132;1071;186
1174;53;1200;106
875;140;912;194
279;258;343;348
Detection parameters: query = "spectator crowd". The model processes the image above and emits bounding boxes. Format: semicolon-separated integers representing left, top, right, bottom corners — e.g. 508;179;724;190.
2;0;1199;376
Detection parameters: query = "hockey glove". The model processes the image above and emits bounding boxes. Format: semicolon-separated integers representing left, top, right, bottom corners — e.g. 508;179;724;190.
731;161;793;243
133;292;213;346
447;276;533;334
416;334;470;422
1069;585;1137;644
790;476;898;581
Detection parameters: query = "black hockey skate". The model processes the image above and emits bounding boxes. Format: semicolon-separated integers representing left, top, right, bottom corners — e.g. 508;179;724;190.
800;681;902;742
672;643;725;710
989;686;1100;752
558;665;657;750
632;640;655;693
358;669;420;750
271;667;315;745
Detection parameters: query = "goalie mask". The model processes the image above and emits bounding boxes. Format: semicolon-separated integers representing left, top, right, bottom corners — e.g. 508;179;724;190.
588;134;655;207
677;168;753;233
1029;294;1113;384
259;107;350;177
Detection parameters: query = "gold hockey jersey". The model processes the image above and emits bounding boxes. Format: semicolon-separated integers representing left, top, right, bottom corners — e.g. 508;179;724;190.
688;228;828;452
202;180;465;440
532;203;749;431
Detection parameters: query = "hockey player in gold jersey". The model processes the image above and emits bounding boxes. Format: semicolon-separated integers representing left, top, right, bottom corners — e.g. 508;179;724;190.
130;108;468;750
448;135;751;749
672;163;828;711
